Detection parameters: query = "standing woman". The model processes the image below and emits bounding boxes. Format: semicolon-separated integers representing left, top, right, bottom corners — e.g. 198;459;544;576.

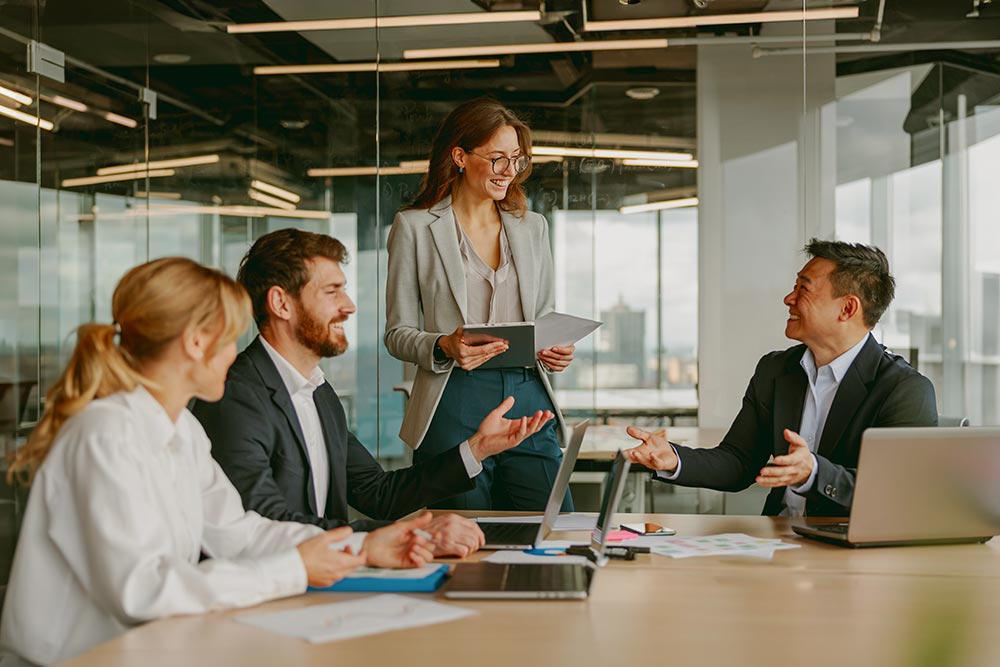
385;97;575;511
0;257;430;666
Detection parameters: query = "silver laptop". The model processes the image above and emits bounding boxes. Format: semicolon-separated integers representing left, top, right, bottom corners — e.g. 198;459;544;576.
479;420;589;549
442;450;631;599
793;427;1000;547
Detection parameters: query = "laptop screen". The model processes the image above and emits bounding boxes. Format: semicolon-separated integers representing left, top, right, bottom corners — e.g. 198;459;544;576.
590;450;631;555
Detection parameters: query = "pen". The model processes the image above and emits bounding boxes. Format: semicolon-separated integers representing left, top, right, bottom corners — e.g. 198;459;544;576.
412;528;436;544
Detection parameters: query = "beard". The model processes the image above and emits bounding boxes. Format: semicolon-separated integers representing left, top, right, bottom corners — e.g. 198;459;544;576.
294;305;348;358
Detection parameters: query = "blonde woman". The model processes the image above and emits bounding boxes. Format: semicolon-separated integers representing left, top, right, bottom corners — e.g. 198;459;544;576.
0;258;433;666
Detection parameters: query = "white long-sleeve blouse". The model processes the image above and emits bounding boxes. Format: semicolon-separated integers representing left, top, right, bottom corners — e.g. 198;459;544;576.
0;386;364;665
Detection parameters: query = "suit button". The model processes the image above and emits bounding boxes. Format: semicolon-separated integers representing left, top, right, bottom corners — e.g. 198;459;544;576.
824;484;834;496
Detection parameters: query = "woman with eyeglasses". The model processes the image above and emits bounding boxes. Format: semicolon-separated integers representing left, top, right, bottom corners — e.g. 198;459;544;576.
385;97;574;511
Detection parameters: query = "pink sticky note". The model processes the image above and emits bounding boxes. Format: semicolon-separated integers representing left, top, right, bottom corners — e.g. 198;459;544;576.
602;529;638;542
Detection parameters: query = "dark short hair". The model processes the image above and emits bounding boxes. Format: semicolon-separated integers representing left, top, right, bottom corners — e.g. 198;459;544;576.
804;238;895;328
237;228;349;330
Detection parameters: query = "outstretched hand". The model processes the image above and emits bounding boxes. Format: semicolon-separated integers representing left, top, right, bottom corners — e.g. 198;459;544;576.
755;429;814;488
468;396;554;461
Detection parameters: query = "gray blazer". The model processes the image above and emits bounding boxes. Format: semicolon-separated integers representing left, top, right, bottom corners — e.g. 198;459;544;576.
385;196;566;448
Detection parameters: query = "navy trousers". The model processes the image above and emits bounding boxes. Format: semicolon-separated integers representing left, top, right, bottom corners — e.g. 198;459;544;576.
414;367;574;512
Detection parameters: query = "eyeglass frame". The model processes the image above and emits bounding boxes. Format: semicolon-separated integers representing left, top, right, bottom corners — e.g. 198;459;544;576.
461;150;532;175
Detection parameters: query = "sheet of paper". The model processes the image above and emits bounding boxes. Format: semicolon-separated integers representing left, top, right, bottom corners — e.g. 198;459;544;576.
534;312;602;352
342;564;443;580
236;594;475;643
483;547;591;566
606;534;681;548
650;533;801;559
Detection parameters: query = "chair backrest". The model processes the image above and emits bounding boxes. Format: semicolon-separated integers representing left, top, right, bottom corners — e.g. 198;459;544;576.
938;416;970;427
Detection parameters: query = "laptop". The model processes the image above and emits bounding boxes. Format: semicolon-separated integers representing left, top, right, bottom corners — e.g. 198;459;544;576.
792;427;1000;548
479;420;589;549
442;450;631;599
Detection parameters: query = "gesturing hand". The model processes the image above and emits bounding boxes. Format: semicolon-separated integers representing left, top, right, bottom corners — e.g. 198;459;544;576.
425;513;485;558
468;396;554;461
297;526;367;588
755;429;815;488
623;426;679;472
438;326;508;370
363;512;436;569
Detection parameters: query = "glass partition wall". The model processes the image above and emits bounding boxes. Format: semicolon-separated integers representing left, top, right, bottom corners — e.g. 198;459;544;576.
3;1;1000;575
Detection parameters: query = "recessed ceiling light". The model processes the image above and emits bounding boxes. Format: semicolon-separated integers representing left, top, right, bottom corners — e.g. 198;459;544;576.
625;87;660;100
280;119;310;130
152;53;191;64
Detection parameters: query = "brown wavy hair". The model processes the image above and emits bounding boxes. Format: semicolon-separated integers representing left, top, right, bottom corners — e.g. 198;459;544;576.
406;97;532;215
8;257;250;484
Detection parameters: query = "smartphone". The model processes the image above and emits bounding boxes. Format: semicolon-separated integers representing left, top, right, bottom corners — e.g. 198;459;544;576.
620;522;675;536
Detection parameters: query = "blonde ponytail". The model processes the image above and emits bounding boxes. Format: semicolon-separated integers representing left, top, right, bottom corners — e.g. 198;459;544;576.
8;257;249;484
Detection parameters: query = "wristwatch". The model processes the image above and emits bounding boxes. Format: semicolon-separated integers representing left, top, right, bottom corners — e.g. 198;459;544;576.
433;337;448;363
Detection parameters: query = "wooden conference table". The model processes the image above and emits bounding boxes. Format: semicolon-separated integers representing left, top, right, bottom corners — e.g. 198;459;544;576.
60;513;1000;667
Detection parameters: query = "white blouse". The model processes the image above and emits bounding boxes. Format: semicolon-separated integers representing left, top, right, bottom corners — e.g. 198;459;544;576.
0;386;365;666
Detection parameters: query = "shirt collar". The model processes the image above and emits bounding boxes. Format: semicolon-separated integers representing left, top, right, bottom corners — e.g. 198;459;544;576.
120;384;184;450
259;335;325;396
801;333;870;385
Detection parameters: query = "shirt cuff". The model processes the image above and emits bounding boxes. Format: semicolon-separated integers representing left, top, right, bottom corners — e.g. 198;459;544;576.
458;440;484;478
789;454;820;495
654;445;682;480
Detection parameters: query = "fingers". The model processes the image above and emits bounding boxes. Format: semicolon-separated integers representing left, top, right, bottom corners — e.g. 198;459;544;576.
322;525;354;543
626;426;650;441
486;396;516;420
783;429;809;448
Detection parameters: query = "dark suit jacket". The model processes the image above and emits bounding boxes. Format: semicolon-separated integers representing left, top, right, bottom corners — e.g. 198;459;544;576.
192;337;475;531
666;335;938;517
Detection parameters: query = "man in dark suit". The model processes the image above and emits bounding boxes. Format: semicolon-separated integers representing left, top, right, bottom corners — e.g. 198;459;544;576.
625;239;937;517
193;229;553;557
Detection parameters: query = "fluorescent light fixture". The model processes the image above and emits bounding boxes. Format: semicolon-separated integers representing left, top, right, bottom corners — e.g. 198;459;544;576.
0;103;54;131
250;179;301;203
620;197;699;215
97;154;220;176
622;158;699;168
136;191;183;200
0;84;32;106
0;137;14;147
103;112;138;128
254;59;500;75
72;205;332;221
62;169;176;188
585;6;860;32
397;160;430;169
229;10;541;33
249;189;297;210
51;95;89;112
307;164;428;177
405;37;667;59
533;145;693;161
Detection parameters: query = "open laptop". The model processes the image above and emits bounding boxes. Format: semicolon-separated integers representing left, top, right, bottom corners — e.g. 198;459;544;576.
792;427;1000;548
442;450;631;599
478;420;589;549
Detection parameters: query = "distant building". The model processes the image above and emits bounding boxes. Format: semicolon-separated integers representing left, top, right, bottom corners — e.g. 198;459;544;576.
600;296;646;386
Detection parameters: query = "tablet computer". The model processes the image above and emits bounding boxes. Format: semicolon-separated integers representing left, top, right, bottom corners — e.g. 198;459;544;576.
462;322;536;369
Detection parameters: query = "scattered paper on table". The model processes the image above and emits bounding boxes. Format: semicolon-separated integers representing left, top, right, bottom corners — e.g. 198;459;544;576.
483;541;591;566
342;564;444;580
650;533;801;560
236;594;475;643
606;534;680;548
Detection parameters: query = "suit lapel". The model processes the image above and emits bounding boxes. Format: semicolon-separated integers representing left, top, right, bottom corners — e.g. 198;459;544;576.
428;197;469;322
501;209;536;319
772;348;808;456
817;335;879;458
245;337;318;514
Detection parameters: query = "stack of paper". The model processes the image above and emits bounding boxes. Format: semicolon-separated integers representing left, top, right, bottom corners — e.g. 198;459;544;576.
237;594;475;643
650;533;801;559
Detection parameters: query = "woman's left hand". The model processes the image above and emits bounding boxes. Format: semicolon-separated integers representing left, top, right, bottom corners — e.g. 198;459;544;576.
538;344;574;372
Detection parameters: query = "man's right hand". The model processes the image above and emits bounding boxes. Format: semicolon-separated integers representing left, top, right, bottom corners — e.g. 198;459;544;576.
624;426;679;473
296;526;367;588
468;396;554;461
438;326;508;370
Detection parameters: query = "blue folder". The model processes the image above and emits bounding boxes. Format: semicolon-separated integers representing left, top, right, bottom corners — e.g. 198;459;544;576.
308;564;450;593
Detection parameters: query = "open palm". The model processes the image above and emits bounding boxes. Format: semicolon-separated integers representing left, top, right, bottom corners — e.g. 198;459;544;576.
470;396;554;460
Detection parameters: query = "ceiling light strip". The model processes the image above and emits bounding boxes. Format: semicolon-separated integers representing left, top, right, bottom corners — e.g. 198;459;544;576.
103;112;138;128
534;146;693;161
254;59;500;75
405;38;667;60
50;95;89;112
0;103;54;131
97;154;220;176
249;189;297;210
620;197;699;215
62;169;176;188
622;158;699;168
584;6;859;32
250;179;301;203
0;84;32;106
228;10;541;33
307;165;428;177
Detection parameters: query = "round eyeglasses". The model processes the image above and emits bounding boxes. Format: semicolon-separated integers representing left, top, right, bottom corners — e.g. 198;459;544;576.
465;152;532;175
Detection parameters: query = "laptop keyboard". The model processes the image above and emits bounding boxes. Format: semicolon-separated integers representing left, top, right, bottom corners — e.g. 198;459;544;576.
502;564;589;592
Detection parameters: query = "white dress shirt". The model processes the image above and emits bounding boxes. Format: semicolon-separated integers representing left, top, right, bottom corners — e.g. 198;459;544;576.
260;337;483;486
658;335;871;517
260;337;330;516
0;386;365;666
455;217;525;325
